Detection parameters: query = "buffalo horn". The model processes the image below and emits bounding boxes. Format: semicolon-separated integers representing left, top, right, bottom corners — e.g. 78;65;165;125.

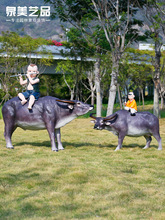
56;99;75;104
103;114;117;121
90;113;97;119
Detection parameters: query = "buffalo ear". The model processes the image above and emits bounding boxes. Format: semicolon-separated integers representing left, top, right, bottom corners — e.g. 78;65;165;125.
105;121;111;125
68;104;74;110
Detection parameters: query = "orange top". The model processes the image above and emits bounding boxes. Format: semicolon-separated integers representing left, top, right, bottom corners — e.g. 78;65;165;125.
126;99;137;111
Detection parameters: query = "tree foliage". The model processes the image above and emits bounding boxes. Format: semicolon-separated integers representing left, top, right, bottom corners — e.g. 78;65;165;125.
0;31;53;104
45;0;149;115
136;0;165;116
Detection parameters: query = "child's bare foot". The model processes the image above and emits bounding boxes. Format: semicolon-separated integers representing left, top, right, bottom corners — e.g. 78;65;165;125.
21;100;27;105
28;106;32;110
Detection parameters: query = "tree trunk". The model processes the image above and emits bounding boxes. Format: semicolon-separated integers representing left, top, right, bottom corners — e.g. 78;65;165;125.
75;71;79;100
86;71;96;106
91;90;95;106
63;72;75;101
117;84;122;109
106;60;118;116
138;89;141;105
153;86;159;117
94;58;102;117
141;88;144;109
153;40;161;118
161;96;164;109
70;90;74;100
106;75;117;116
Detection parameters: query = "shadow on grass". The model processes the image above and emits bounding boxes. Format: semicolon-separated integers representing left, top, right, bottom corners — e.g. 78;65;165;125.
15;141;112;149
123;144;158;150
14;141;159;150
15;141;51;148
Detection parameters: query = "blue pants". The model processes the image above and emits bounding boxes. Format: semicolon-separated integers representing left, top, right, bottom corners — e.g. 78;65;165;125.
22;90;40;100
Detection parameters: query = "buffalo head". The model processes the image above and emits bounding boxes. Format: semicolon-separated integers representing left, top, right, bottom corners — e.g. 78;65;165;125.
57;99;94;116
90;113;117;130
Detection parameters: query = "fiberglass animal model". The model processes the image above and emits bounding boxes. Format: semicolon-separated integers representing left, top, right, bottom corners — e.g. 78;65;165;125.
2;96;93;151
90;110;162;151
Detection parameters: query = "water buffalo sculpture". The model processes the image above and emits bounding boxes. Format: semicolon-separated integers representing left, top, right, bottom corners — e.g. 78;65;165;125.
90;110;162;151
2;96;93;151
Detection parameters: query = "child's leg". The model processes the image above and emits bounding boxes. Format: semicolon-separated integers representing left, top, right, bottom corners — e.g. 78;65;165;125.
18;93;27;105
130;108;137;116
130;108;137;114
28;95;35;110
124;106;130;111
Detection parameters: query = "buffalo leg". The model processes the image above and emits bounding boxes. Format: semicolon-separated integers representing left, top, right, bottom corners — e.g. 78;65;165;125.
45;122;58;152
55;128;64;150
153;133;162;150
143;136;152;149
115;133;125;151
4;124;16;149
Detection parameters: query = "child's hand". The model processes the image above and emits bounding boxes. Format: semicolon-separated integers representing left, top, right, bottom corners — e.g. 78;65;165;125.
26;71;30;78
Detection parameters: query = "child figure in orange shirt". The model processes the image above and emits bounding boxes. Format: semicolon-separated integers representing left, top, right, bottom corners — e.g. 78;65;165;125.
124;92;137;116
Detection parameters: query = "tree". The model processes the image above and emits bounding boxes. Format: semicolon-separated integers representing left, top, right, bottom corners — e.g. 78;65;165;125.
63;27;106;116
0;31;53;104
63;28;113;112
137;0;165;117
56;60;84;100
82;69;96;105
130;64;152;108
58;28;96;102
160;52;165;109
154;0;165;110
45;0;146;116
0;32;26;103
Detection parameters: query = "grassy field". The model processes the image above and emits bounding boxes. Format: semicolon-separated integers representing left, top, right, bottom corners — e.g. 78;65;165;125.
0;117;165;220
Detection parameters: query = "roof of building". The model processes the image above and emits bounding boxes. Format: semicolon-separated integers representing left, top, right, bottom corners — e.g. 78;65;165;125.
0;43;95;61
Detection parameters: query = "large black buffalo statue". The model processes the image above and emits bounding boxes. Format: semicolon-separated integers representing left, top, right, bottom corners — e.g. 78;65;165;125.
90;110;162;151
2;96;93;151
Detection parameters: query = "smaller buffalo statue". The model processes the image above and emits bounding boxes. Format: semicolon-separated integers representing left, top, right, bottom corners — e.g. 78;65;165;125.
2;96;93;151
90;110;162;151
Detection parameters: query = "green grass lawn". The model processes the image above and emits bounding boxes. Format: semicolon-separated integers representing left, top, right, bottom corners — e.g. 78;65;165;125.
0;118;165;220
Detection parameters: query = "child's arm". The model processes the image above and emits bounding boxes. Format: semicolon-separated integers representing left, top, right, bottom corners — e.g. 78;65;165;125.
125;100;129;106
27;73;40;85
19;75;27;85
26;72;39;85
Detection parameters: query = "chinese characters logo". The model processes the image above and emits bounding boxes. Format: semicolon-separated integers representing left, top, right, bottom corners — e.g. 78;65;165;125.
6;6;51;23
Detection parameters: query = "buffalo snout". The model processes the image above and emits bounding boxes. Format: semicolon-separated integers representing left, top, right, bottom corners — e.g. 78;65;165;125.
88;105;94;111
94;124;102;130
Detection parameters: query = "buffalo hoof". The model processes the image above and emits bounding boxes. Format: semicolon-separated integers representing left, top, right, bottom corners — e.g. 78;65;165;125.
58;147;64;150
114;146;121;151
143;146;149;149
52;149;58;152
6;146;14;149
158;147;162;150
